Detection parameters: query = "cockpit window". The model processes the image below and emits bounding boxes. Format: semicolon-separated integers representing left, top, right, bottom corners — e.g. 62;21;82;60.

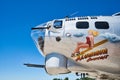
53;20;62;29
76;21;89;29
95;21;109;29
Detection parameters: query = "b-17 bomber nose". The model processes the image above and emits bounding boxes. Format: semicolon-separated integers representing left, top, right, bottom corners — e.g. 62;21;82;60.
31;23;47;55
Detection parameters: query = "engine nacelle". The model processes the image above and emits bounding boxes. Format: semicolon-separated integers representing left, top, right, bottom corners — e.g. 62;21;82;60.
45;53;70;75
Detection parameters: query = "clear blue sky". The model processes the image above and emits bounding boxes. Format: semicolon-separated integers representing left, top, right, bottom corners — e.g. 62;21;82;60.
0;0;120;80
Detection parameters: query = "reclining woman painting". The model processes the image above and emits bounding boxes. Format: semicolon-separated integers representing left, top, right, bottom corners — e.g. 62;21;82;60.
71;30;99;57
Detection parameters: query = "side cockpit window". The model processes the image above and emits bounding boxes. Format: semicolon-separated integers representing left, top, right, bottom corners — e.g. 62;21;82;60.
76;21;89;29
53;20;63;29
95;21;109;29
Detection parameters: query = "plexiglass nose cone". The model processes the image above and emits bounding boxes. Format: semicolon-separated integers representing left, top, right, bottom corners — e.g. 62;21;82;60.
31;24;46;55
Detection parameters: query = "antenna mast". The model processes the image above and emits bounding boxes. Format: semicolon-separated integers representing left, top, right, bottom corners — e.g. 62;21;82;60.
70;11;79;17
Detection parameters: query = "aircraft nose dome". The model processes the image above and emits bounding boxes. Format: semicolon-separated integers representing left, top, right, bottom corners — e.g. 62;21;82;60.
31;24;46;55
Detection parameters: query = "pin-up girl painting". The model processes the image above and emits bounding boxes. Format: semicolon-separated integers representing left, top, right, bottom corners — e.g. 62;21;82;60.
71;30;99;57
